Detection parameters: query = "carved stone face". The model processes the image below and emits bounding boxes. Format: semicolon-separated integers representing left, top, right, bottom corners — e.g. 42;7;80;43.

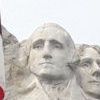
28;24;74;81
76;47;100;97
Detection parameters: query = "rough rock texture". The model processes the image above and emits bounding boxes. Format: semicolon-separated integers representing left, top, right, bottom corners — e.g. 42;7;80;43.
2;26;19;99
2;26;18;46
2;24;100;100
9;23;78;100
0;33;5;92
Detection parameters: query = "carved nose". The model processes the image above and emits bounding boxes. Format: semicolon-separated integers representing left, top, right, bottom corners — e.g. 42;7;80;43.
92;71;100;78
42;42;52;59
92;62;100;78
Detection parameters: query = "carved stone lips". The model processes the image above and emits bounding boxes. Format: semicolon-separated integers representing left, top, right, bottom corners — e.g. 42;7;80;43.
89;80;100;84
39;62;53;65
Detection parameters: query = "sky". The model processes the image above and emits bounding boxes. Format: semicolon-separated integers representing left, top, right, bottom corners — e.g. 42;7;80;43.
1;0;100;45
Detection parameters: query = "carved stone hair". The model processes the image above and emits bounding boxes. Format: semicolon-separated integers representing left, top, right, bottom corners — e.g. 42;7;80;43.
78;44;100;57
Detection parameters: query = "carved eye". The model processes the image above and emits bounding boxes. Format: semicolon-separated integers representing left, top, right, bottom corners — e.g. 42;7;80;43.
80;59;92;68
81;63;90;68
54;44;62;49
33;44;43;49
50;40;63;49
80;61;92;68
32;39;44;49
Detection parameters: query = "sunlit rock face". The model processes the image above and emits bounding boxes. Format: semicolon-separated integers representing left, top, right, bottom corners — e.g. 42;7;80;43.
2;25;19;81
8;23;79;100
2;26;19;99
2;26;18;46
2;24;100;100
75;44;100;100
0;33;5;90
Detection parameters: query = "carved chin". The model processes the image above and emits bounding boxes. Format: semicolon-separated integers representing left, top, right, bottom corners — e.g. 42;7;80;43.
40;73;64;81
38;70;65;81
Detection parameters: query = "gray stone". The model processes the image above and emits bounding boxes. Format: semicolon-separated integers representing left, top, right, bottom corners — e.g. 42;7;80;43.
2;26;19;99
3;24;100;100
12;23;78;100
74;44;100;100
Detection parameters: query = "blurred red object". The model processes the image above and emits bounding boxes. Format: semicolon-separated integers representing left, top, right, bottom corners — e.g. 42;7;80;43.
0;86;4;100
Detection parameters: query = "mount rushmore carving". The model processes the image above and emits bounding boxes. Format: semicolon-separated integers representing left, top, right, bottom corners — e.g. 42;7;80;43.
2;23;100;100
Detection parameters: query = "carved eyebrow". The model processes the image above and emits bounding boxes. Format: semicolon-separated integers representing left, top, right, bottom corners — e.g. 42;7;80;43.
49;39;63;48
80;58;93;64
32;39;44;47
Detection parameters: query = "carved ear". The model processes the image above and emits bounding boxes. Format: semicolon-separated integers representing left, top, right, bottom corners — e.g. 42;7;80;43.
18;40;31;68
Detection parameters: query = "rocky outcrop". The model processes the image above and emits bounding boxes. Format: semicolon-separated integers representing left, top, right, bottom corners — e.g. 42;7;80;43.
2;26;19;99
2;26;18;46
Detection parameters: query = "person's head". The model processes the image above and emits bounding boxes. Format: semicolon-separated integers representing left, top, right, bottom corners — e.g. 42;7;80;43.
27;23;78;82
75;44;100;98
18;23;78;83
